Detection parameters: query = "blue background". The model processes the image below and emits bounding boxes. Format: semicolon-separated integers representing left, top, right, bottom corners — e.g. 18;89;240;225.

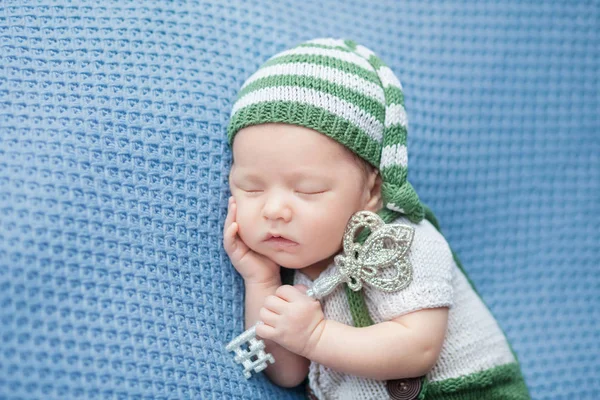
0;1;598;399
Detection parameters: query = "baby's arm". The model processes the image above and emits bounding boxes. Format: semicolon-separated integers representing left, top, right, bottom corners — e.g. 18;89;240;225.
223;197;309;386
245;279;310;387
306;307;449;380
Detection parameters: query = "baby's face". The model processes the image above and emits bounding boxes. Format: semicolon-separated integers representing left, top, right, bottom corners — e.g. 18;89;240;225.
229;123;373;272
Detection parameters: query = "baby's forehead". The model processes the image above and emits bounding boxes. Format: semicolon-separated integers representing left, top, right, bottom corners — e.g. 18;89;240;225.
232;125;354;159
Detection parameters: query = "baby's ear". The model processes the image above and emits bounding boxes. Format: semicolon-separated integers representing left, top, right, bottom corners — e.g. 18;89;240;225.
364;171;383;212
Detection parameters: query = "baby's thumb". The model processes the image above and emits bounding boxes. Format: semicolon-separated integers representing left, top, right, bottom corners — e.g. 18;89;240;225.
293;284;309;294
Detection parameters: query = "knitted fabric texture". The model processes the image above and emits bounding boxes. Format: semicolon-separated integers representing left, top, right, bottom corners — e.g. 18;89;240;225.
227;38;424;223
1;2;597;400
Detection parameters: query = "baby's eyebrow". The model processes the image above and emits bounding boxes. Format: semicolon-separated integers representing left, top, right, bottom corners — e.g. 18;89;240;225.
233;168;330;183
287;170;326;180
232;171;264;183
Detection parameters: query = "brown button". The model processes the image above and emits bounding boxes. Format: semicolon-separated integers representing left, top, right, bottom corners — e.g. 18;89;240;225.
386;377;422;400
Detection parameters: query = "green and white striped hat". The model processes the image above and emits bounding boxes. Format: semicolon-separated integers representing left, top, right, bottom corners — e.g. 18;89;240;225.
227;38;424;223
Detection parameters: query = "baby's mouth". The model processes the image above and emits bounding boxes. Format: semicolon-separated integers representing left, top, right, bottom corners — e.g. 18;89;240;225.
264;233;298;247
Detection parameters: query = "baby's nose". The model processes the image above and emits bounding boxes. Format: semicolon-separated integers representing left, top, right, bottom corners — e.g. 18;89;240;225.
262;196;292;222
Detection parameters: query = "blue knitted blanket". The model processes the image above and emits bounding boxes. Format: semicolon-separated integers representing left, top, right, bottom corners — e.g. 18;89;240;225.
0;1;598;399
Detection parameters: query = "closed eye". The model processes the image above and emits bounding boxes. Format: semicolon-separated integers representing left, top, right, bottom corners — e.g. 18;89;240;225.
296;190;327;195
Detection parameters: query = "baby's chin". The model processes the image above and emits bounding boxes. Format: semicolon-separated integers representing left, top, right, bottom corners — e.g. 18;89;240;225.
251;246;311;270
267;254;309;270
264;252;336;274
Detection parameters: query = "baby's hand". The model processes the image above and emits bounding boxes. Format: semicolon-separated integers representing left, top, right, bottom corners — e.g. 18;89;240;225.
223;196;281;285
256;285;326;358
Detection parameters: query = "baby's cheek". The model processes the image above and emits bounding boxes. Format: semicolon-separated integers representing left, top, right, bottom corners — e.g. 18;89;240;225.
234;201;257;242
307;215;344;254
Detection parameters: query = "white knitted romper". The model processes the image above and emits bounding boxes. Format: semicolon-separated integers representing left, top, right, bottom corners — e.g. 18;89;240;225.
294;215;518;400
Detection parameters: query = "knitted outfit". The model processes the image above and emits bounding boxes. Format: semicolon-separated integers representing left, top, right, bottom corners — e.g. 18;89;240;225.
227;38;530;400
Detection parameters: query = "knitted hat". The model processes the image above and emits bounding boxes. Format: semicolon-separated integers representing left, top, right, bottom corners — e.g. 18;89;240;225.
227;38;424;224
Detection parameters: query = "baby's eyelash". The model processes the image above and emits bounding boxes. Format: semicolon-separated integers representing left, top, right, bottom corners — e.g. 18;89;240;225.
240;189;327;195
296;190;327;195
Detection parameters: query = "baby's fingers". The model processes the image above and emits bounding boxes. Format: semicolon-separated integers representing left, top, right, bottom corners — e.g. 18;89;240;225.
223;219;239;251
224;196;235;228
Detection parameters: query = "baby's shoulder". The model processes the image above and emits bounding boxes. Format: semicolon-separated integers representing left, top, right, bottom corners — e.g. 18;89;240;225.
388;214;456;269
390;214;450;248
